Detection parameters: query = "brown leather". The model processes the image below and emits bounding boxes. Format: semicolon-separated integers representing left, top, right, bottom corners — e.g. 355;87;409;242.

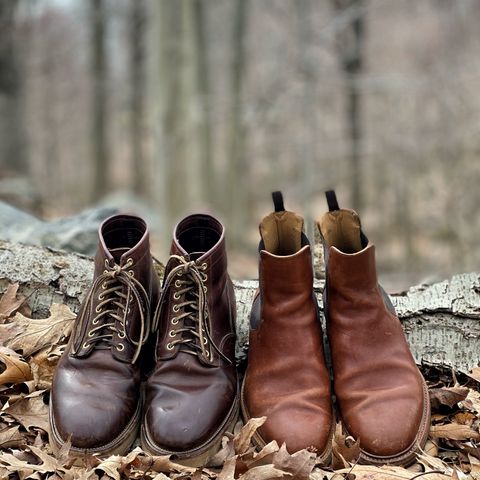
318;196;429;463
142;214;238;457
50;214;159;452
242;199;333;457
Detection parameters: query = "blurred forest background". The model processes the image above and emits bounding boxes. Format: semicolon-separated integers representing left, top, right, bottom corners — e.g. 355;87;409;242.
1;0;480;290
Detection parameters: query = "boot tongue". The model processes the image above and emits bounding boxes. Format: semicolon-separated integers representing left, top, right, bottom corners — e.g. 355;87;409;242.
108;247;130;264
189;251;206;262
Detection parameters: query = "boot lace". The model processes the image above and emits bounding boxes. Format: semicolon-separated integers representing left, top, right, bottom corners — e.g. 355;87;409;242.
152;255;229;365
73;258;150;364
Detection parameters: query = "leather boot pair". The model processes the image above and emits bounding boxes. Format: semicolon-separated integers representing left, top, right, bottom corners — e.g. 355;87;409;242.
50;213;237;465
242;191;430;466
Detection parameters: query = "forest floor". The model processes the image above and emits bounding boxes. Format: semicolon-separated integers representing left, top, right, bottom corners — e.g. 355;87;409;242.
0;283;478;479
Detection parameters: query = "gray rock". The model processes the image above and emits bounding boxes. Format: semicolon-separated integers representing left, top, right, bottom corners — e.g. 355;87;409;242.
0;201;118;256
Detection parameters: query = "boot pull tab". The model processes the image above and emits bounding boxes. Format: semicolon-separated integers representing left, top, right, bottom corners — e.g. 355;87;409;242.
272;191;285;212
325;190;340;212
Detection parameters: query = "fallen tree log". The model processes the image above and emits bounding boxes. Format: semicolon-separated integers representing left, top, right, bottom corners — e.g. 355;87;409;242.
0;240;478;372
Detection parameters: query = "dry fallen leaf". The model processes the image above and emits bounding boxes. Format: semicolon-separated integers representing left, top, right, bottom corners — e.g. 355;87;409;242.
0;303;76;356
2;392;50;432
0;284;28;323
430;423;480;441
233;417;267;455
331;422;361;469
429;386;470;410
0;424;25;448
0;346;32;385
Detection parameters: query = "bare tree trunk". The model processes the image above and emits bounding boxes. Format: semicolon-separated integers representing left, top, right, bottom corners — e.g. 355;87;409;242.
227;0;249;247
332;0;366;212
296;0;317;244
130;0;147;198
90;0;109;201
0;0;27;173
193;0;214;208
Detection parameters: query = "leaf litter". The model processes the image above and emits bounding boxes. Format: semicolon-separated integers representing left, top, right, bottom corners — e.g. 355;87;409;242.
0;284;477;479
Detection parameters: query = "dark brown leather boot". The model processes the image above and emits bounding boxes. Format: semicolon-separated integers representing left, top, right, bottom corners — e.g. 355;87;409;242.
49;214;159;456
241;192;333;461
141;214;238;466
318;190;430;466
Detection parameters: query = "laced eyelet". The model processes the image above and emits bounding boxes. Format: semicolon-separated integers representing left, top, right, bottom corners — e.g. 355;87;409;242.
166;343;174;350
116;344;125;351
98;293;104;301
173;304;180;313
203;286;207;293
171;317;179;325
169;330;176;338
104;259;109;268
174;279;182;288
127;307;132;314
101;282;108;290
88;330;95;338
173;292;180;300
118;331;126;339
92;318;99;325
83;342;90;349
205;351;210;357
201;262;207;271
203;337;207;345
95;305;103;313
126;258;134;266
128;270;134;277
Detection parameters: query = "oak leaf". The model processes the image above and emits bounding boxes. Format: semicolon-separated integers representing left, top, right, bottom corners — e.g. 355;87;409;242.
0;346;32;385
429;423;480;441
3;392;49;432
0;284;28;323
0;303;75;357
0;424;25;448
331;422;361;469
429;387;469;410
234;417;267;455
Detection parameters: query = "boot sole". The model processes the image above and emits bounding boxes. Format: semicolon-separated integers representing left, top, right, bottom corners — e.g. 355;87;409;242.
140;390;240;467
240;377;334;465
352;377;431;467
48;393;141;463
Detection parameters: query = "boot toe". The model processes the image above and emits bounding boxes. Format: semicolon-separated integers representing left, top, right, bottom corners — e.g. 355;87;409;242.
144;381;236;452
259;406;332;455
347;398;424;458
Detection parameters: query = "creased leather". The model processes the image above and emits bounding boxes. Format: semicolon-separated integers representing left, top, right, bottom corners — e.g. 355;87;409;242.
51;214;159;451
325;244;425;457
144;214;237;453
244;245;333;455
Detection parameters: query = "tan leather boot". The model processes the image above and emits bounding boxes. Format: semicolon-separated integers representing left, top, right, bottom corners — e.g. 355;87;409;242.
49;214;159;456
141;214;238;466
317;190;430;466
242;192;333;461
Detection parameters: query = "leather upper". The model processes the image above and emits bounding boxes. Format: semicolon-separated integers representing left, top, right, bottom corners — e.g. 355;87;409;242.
144;214;237;452
325;245;425;456
51;214;159;450
244;204;333;456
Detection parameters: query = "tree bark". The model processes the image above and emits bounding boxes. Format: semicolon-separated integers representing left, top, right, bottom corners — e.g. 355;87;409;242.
0;240;478;372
